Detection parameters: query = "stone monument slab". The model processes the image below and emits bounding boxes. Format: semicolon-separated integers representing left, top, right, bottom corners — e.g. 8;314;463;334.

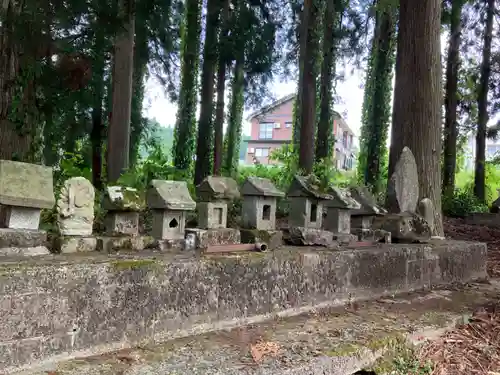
387;147;419;213
57;177;95;236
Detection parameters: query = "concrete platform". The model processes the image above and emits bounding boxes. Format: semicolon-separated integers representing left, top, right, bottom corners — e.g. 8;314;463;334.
0;241;487;373
465;212;500;228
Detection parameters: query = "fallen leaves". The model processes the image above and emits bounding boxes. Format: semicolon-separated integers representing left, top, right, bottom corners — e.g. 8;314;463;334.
250;341;280;362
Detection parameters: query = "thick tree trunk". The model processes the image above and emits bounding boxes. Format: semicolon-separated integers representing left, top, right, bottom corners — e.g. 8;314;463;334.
442;0;463;197
213;0;230;176
364;6;396;193
387;0;444;236
297;0;318;174
315;0;336;162
473;0;495;203
106;0;135;183
194;0;220;185
172;0;201;172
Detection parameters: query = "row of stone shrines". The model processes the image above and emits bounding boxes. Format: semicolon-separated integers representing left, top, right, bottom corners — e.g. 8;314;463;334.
0;158;393;255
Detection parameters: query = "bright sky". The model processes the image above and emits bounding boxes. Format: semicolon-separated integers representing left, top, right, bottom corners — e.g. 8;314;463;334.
143;71;365;138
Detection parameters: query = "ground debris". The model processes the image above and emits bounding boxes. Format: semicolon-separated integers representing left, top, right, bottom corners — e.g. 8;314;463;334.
418;303;500;375
444;217;500;277
250;341;280;362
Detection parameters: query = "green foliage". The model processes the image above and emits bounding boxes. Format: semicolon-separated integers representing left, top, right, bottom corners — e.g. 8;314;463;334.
442;187;488;217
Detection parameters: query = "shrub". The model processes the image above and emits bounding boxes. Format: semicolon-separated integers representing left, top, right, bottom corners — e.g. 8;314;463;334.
442;187;488;217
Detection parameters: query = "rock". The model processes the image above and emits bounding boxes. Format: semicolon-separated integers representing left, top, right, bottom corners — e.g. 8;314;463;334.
57;177;95;236
97;236;155;252
387;147;419;213
103;186;145;212
351;228;391;243
0;228;49;256
56;236;97;253
185;228;241;249
240;229;283;250
372;212;431;243
418;198;435;234
283;227;338;247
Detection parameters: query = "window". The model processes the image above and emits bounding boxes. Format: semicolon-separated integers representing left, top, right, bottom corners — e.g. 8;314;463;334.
259;123;274;139
342;131;348;148
255;148;269;157
274;122;281;129
248;148;255;154
262;205;271;220
285;122;292;128
310;203;318;223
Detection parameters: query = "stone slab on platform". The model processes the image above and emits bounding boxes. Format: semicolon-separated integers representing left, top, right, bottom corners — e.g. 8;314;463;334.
0;241;488;372
352;228;392;243
465;212;500;228
185;228;240;249
0;228;49;256
96;236;155;253
240;229;283;250
55;236;97;253
283;227;337;247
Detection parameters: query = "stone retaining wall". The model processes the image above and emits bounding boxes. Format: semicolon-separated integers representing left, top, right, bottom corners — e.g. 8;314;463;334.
0;241;487;372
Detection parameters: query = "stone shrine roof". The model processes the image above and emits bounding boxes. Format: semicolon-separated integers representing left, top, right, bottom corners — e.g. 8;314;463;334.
0;160;55;209
325;186;361;209
287;175;333;200
349;186;387;216
241;177;285;197
147;180;196;210
196;176;240;201
103;186;145;211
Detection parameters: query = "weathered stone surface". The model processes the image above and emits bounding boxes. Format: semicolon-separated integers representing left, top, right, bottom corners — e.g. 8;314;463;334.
197;201;228;229
324;207;351;234
185;228;240;249
418;198;435;234
0;160;55;209
283;227;336;247
152;239;186;251
349;186;387;216
326;186;361;209
55;236;97;253
147;180;196;210
387;147;419;213
0;206;41;230
57;177;95;236
372;212;431;243
196;176;240;202
351;215;374;230
150;210;188;240
0;228;48;256
97;235;155;252
352;228;391;243
103;186;145;212
240;229;283;250
287;175;333;200
241;176;284;197
105;211;140;236
241;195;278;230
289;197;324;229
0;241;487;371
332;233;357;245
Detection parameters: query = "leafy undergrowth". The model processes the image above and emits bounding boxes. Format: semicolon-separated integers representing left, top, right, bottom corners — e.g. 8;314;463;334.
418;304;500;375
443;217;500;278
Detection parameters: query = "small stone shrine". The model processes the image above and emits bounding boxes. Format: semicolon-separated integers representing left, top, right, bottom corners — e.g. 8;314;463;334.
186;176;241;249
372;147;433;242
284;174;335;247
240;176;284;249
147;180;195;243
56;177;97;253
0;160;55;256
103;186;144;236
349;186;388;242
324;186;360;244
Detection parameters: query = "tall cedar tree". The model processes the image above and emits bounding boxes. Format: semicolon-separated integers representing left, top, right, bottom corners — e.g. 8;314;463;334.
298;0;319;173
213;0;231;175
173;0;201;172
442;0;464;197
388;0;444;236
473;0;495;202
107;0;135;182
194;0;221;185
315;0;337;161
361;2;396;192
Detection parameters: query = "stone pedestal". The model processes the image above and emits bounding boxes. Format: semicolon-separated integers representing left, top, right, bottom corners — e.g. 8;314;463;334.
185;228;240;249
97;236;155;253
283;227;337;248
0;206;41;230
240;229;283;250
351;228;391;243
197;201;228;229
351;216;373;230
55;236;97;253
0;228;49;256
151;210;187;240
105;212;140;236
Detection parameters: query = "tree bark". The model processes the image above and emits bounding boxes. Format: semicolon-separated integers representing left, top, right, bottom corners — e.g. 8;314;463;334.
387;0;444;236
106;0;135;183
315;0;336;162
473;0;495;203
297;0;317;174
213;0;230;175
442;0;463;197
194;0;221;185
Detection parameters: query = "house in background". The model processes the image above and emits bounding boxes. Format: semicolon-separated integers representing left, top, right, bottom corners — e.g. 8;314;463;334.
244;94;356;170
464;126;500;171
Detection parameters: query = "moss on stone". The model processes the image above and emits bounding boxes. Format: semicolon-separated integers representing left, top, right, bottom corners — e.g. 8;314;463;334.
110;259;157;271
324;342;362;357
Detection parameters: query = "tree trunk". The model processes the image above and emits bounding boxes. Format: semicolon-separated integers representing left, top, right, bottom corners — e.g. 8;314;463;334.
364;5;396;193
106;0;135;183
442;0;463;197
297;0;318;174
473;0;495;203
315;0;336;162
387;0;444;236
213;0;230;175
172;0;201;172
194;0;220;185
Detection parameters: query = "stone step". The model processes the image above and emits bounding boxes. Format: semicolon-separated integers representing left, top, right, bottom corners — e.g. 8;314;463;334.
19;280;500;375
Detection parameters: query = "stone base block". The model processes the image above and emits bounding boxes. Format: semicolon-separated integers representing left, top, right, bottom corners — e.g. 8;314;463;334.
105;212;140;236
372;213;430;243
0;205;41;230
185;228;240;249
153;239;186;252
283;227;337;248
240;229;283;250
0;228;49;256
97;236;155;253
55;236;97;253
352;228;392;243
332;233;357;245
